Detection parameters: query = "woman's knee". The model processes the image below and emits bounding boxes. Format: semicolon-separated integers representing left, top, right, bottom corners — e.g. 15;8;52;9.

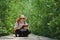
26;30;31;34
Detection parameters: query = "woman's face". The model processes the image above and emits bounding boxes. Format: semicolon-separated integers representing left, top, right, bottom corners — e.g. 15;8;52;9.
20;18;25;22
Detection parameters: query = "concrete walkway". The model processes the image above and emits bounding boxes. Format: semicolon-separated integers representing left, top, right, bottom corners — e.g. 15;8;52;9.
0;34;57;40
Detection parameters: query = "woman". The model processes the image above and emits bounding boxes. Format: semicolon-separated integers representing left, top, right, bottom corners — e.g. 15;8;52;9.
14;15;31;37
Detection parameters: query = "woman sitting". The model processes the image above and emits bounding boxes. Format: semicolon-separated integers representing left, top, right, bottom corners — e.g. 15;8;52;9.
14;15;31;37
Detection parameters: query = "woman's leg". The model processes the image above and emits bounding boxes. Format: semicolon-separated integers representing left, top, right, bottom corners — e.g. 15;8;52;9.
19;31;23;37
22;30;31;37
22;31;28;37
15;32;17;37
15;29;20;37
26;29;31;34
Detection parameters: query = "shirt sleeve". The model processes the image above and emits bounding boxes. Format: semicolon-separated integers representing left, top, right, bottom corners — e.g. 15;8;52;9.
14;22;18;29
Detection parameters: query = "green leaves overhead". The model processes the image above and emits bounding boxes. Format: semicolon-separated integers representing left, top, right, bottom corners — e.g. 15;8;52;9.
0;0;60;39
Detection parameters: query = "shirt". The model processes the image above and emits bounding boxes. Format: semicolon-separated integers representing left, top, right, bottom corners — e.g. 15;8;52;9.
14;22;29;31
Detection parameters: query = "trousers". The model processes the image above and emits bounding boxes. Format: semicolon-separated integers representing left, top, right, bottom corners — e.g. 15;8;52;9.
15;29;31;37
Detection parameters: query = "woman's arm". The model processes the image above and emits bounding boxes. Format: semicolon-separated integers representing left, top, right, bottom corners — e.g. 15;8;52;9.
14;22;18;32
23;22;29;30
14;22;23;31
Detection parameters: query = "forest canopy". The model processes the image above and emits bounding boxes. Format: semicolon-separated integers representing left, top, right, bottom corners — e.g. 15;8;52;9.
0;0;60;39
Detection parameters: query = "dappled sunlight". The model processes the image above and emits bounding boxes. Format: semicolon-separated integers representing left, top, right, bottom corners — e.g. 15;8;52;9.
0;0;60;40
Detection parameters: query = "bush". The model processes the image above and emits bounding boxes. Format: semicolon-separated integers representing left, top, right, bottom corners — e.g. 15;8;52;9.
0;0;60;39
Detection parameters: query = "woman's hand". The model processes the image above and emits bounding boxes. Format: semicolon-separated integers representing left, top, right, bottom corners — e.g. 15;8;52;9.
23;24;28;30
14;28;17;32
24;27;28;30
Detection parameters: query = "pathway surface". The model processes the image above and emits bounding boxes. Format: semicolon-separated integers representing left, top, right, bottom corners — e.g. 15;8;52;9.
0;34;57;40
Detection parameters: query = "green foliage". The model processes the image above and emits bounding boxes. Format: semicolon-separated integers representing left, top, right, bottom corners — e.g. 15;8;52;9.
0;0;60;39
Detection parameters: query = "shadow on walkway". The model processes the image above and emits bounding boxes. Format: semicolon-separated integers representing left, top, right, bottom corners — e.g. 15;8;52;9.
0;34;57;40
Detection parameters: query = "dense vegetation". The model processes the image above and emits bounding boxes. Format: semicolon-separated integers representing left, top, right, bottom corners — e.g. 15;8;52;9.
0;0;60;39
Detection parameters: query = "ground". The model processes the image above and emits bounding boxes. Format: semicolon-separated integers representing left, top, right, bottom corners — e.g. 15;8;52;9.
0;34;57;40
